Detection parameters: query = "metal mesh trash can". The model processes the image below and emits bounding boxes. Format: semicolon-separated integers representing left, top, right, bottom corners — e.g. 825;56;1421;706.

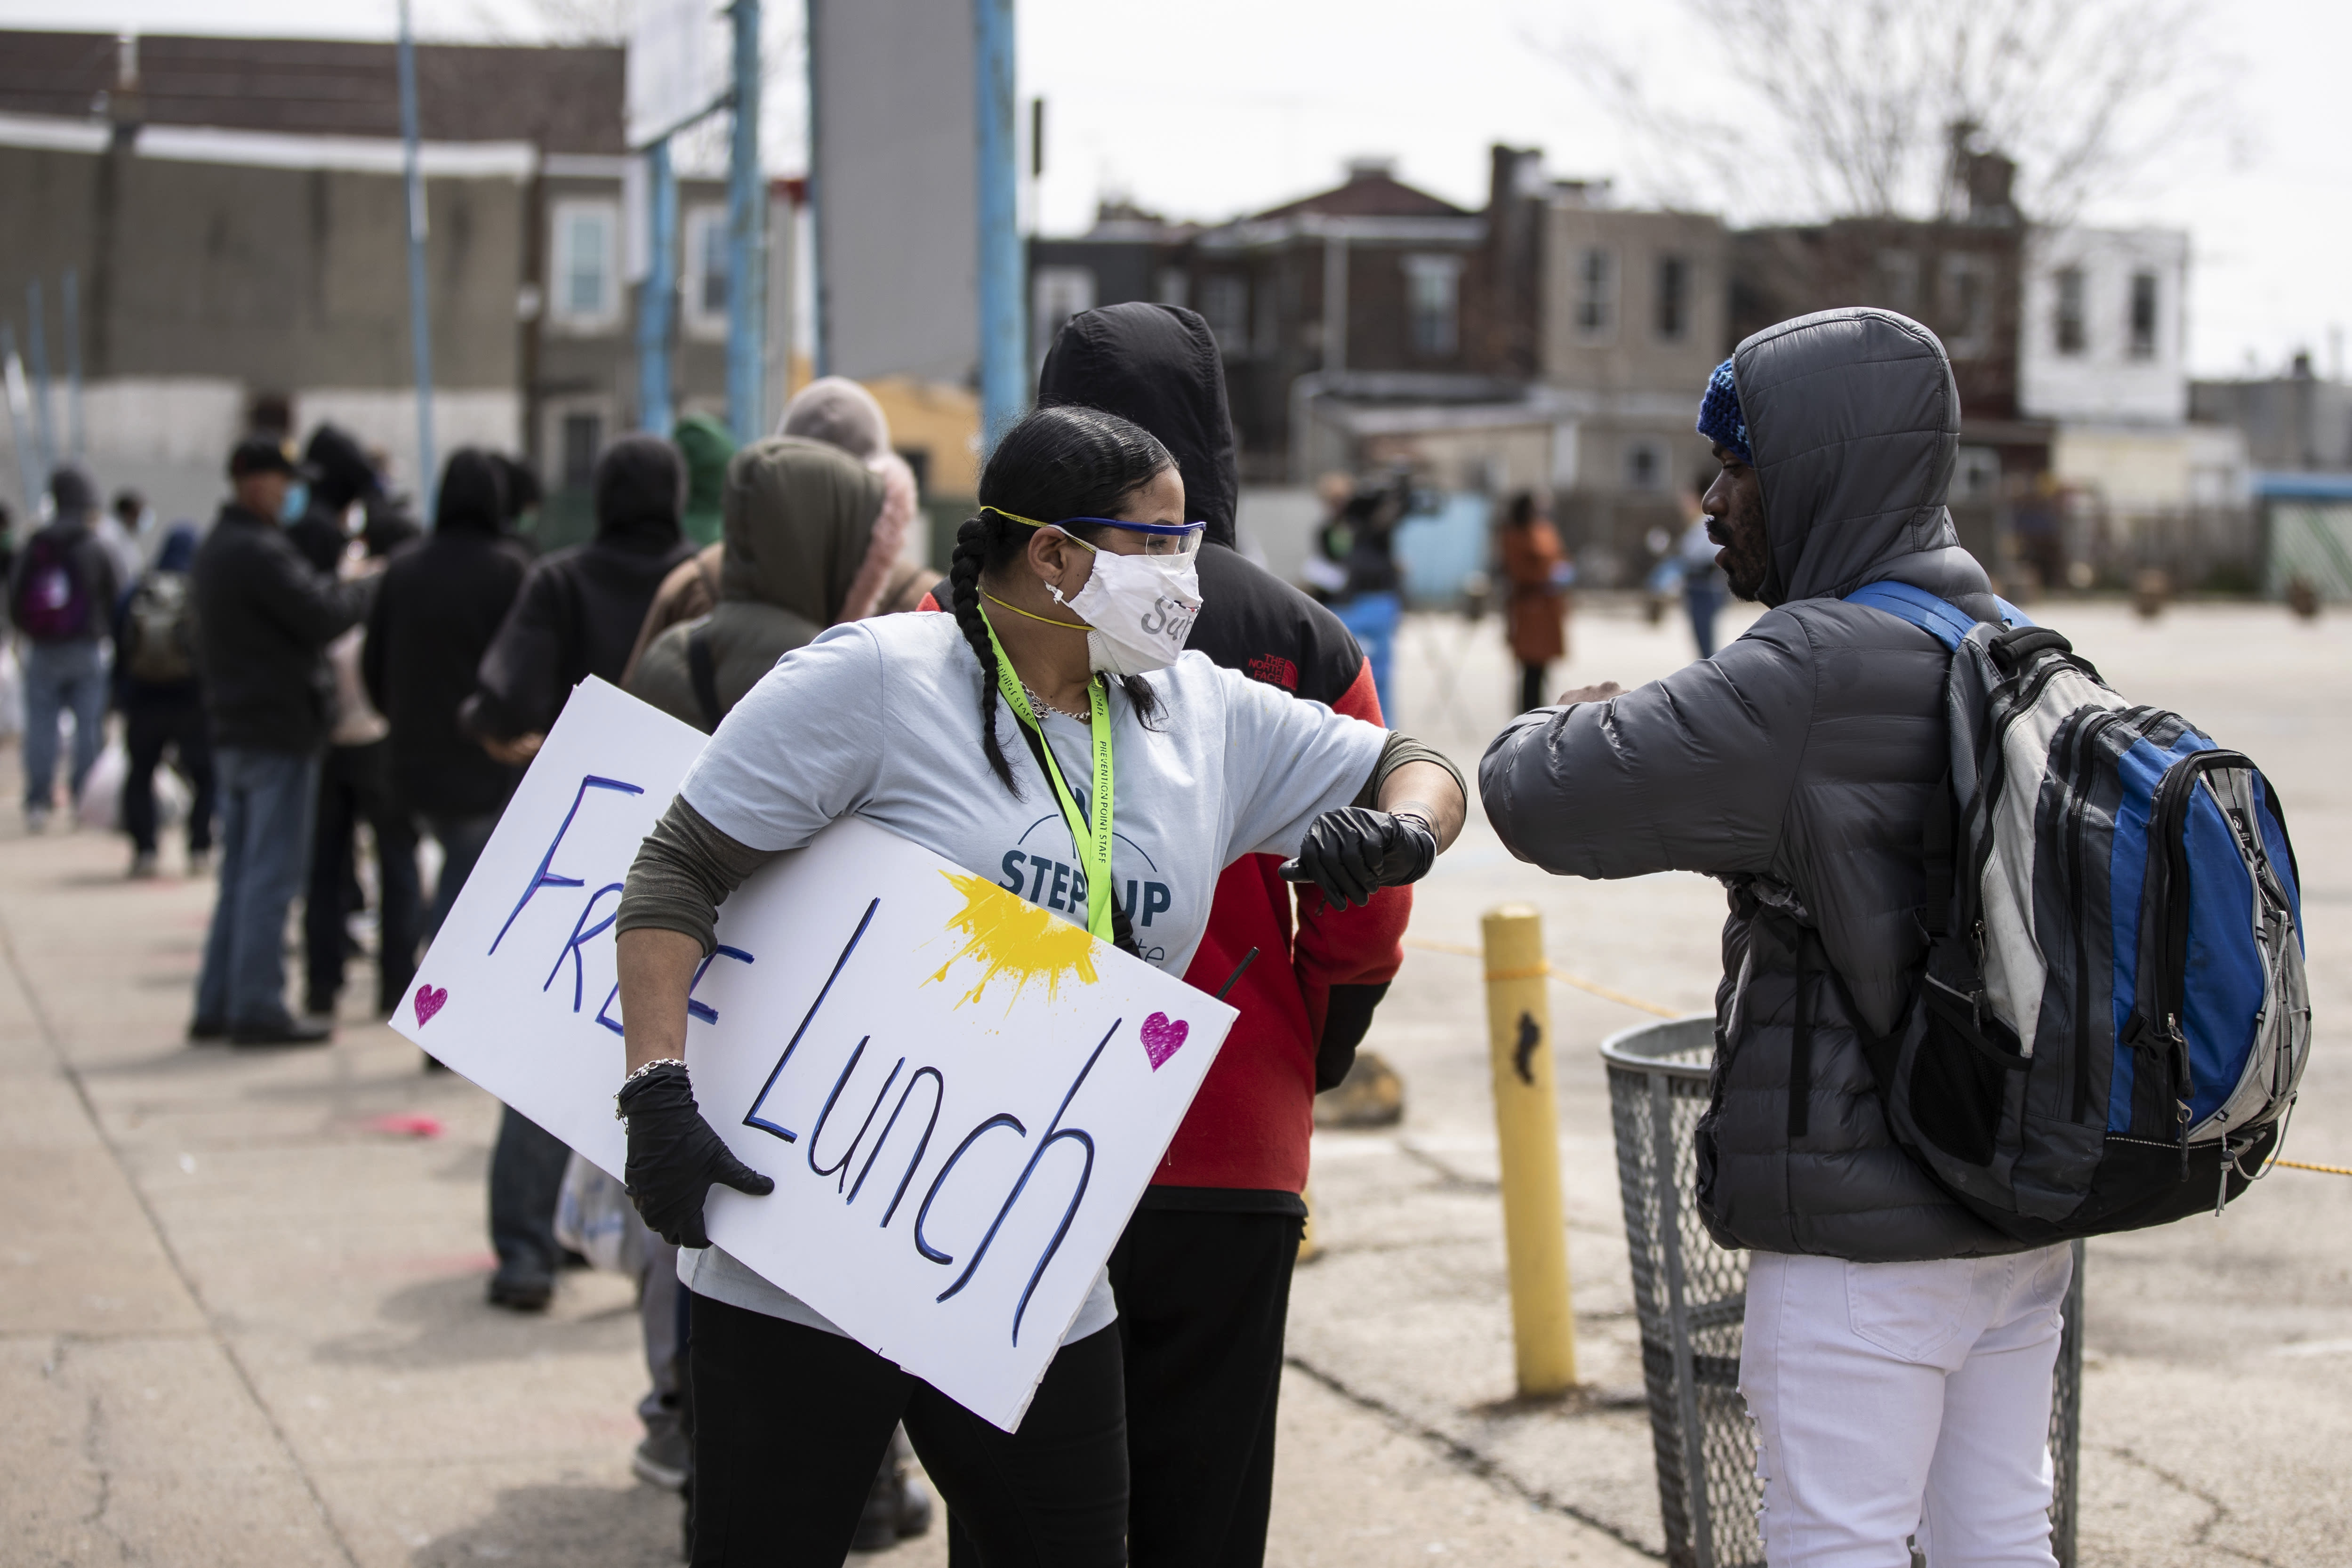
1602;1016;2085;1568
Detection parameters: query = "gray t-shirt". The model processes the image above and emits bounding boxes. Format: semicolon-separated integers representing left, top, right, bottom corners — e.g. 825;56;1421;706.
673;610;1387;1341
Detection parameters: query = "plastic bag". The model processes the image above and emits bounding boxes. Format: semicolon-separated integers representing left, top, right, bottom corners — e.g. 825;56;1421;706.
553;1150;645;1275
0;644;20;738
153;761;191;827
76;738;127;831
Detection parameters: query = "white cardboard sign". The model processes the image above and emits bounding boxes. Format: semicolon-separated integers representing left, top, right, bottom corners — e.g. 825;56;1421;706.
393;678;1235;1430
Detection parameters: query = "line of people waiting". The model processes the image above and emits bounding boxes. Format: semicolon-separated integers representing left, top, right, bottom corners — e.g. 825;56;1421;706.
81;298;2083;1568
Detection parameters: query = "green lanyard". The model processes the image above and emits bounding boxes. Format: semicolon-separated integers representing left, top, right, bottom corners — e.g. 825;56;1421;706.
977;604;1116;942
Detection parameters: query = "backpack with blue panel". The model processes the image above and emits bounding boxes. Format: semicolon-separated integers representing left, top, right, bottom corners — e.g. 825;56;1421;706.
1845;579;2310;1239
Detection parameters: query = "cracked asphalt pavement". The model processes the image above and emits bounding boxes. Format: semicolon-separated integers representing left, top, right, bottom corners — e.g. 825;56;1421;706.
1;597;2345;1565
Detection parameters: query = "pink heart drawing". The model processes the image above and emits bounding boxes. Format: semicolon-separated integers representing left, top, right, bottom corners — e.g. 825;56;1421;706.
413;983;449;1027
1139;1011;1189;1071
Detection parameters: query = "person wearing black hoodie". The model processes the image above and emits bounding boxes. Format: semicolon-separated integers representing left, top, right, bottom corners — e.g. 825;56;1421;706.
363;450;533;943
460;434;698;763
286;423;381;573
460;434;698;1312
992;303;1413;1568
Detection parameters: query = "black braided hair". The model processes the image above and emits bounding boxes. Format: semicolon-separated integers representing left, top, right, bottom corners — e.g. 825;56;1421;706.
947;511;1021;793
948;404;1176;796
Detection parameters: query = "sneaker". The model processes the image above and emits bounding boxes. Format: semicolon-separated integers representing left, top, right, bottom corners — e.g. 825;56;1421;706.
896;1475;934;1540
188;1017;227;1044
230;1015;334;1047
128;850;159;879
1313;1048;1406;1130
23;806;48;835
185;847;211;875
850;1459;905;1553
486;1271;553;1312
631;1430;691;1492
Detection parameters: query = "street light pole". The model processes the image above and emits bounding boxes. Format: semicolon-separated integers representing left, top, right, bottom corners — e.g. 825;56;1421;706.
972;0;1023;448
724;0;765;444
396;0;438;521
638;137;677;436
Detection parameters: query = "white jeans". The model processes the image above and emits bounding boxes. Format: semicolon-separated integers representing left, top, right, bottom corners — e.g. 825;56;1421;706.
1739;1245;2072;1568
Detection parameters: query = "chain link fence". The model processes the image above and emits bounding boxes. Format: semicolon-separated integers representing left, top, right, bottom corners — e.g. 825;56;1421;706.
1602;1015;2085;1568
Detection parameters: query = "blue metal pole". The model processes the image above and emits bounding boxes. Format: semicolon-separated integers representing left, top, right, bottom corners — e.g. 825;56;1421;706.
639;137;677;435
24;281;54;485
396;0;439;523
804;0;827;379
972;0;1024;447
724;0;765;444
61;269;82;459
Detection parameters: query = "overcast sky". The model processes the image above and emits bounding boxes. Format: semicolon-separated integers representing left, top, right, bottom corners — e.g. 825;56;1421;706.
2;0;2344;378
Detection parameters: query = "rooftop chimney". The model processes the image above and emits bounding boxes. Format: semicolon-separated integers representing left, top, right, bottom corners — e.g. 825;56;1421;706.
1344;155;1397;183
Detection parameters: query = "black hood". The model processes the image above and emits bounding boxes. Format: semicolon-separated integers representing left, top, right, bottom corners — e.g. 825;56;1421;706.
1037;302;1240;548
593;434;686;549
48;463;97;519
304;423;381;509
436;448;507;535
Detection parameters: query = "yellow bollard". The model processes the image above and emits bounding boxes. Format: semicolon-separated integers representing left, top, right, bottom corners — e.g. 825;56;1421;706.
1482;903;1577;1396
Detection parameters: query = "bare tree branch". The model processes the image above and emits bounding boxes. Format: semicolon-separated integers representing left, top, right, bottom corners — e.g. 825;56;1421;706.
1536;0;2237;226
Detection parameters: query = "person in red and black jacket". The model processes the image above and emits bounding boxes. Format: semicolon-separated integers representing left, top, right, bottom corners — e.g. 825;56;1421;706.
932;302;1410;1568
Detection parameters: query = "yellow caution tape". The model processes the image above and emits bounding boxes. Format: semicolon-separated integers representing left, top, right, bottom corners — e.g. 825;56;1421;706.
1407;938;1684;1020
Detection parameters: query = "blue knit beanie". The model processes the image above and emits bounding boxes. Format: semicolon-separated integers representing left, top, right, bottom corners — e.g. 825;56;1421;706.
1695;358;1751;465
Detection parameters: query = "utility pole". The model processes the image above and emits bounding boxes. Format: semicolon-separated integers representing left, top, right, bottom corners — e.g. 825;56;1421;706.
724;0;765;444
638;137;678;436
397;0;438;521
62;269;82;459
972;0;1023;447
24;281;54;484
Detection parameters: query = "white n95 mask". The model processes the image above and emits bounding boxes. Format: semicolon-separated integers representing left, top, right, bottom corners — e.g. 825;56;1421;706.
1051;527;1205;676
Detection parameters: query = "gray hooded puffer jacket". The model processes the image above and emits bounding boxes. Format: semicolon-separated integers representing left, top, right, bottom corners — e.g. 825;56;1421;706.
1480;307;2027;1261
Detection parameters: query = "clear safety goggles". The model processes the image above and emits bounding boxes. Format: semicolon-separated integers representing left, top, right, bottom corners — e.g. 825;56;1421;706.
987;506;1205;559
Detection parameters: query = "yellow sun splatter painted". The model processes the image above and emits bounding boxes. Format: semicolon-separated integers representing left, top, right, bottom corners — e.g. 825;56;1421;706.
928;870;1102;1008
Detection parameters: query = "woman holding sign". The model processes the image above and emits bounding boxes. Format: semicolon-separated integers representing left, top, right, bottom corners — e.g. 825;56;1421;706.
612;404;1467;1567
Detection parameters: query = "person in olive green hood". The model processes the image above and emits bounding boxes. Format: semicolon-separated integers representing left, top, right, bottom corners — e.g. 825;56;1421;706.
673;411;738;547
626;436;895;731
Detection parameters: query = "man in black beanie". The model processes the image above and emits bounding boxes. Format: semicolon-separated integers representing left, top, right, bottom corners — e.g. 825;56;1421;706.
460;433;697;1311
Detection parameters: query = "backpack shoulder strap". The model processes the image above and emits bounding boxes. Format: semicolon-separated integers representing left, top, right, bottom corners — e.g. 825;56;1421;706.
1844;578;2034;651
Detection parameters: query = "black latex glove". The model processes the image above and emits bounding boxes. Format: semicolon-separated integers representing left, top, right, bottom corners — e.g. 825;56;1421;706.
1278;806;1438;909
618;1062;773;1248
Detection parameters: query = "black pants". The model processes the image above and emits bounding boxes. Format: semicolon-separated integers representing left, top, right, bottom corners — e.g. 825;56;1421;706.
1517;660;1549;714
690;1295;1127;1568
488;1105;570;1284
948;1209;1303;1568
121;697;215;855
1114;1209;1302;1568
303;739;422;1013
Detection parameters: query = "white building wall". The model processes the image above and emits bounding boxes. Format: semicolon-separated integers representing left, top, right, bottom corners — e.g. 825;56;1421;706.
2019;226;2191;424
2051;422;2247;512
0;378;520;528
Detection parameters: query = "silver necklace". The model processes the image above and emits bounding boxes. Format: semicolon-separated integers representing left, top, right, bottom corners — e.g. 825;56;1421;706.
1020;680;1092;722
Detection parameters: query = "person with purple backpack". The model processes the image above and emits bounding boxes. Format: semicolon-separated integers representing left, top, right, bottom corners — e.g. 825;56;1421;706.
10;464;122;832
